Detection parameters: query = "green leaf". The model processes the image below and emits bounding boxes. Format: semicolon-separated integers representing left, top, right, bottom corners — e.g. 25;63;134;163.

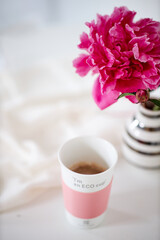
117;92;135;100
150;99;160;108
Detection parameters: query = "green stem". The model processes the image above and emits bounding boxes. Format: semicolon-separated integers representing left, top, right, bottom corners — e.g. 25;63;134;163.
117;92;136;100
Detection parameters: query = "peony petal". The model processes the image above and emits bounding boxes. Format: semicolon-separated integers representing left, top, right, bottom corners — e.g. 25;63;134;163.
132;43;152;62
115;78;146;92
126;95;138;103
92;77;119;109
99;74;117;94
73;54;91;77
125;24;136;38
149;44;160;57
78;32;91;49
135;18;160;41
138;53;152;62
96;13;110;36
129;36;150;50
111;6;136;25
143;75;160;90
109;23;124;40
132;43;139;60
142;61;157;78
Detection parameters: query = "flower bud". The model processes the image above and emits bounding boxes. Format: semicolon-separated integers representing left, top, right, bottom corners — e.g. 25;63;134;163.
136;89;149;103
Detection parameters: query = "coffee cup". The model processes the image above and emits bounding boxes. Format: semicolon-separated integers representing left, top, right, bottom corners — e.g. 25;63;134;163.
58;136;118;228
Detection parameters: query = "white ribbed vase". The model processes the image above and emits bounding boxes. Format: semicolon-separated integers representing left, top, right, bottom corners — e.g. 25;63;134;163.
122;104;160;168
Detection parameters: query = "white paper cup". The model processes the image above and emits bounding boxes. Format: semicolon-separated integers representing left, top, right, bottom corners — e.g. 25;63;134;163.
58;136;118;228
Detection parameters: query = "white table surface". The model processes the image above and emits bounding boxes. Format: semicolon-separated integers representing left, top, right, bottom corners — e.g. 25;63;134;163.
0;156;160;240
0;24;160;240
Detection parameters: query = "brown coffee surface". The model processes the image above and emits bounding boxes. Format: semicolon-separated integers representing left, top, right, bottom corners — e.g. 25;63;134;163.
70;162;107;175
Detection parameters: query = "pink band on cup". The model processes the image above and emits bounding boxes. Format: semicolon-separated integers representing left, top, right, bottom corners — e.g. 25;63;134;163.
62;179;112;219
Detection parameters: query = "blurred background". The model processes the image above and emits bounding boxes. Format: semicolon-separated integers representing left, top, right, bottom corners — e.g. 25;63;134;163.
0;0;160;29
0;0;160;212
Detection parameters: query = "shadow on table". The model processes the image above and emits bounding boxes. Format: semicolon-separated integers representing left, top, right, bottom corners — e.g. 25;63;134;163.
102;187;158;226
104;207;140;226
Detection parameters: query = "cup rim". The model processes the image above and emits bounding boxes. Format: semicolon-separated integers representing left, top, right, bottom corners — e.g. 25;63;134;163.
58;135;118;177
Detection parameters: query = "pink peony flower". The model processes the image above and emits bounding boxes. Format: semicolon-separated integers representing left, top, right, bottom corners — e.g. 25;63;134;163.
73;6;160;109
